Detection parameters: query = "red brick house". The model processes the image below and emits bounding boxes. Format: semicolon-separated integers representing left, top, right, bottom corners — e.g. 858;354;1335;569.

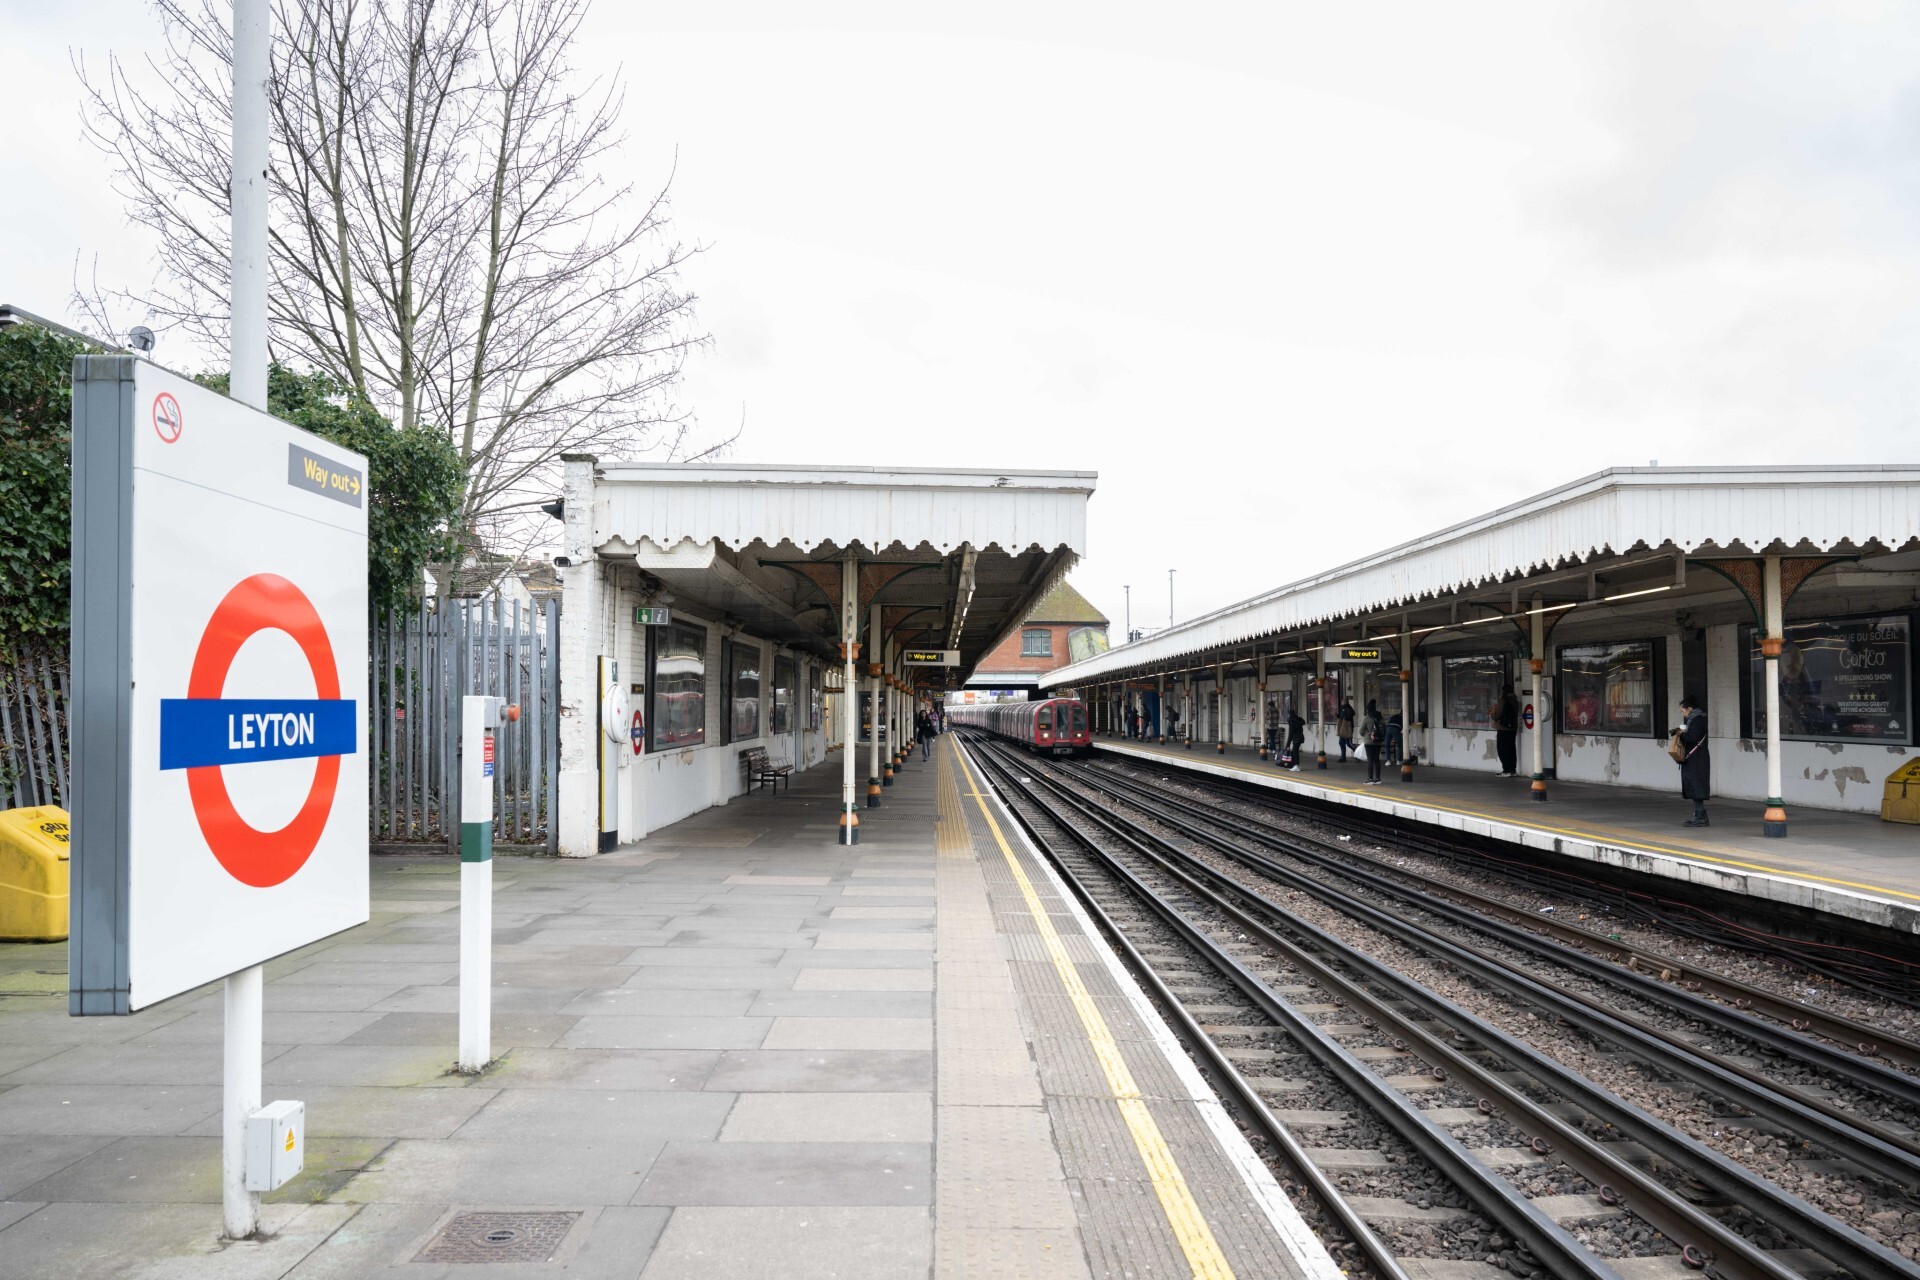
963;579;1109;697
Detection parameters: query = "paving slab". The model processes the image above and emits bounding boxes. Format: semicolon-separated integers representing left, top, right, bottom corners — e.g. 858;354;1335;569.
633;1140;931;1206
638;1205;930;1280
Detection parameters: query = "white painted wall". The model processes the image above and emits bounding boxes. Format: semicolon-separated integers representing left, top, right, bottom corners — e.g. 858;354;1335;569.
1420;628;1915;815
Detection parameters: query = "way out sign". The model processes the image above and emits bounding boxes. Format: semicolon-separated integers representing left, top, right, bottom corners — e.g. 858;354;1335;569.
70;358;370;1013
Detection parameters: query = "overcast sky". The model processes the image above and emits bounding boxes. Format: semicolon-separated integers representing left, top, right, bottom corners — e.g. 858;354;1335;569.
7;2;1920;633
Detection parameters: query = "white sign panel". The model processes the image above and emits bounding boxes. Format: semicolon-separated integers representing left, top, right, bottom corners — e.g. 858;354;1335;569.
74;360;370;1011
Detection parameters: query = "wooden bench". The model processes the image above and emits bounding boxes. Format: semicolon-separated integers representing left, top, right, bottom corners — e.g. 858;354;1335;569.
741;746;793;794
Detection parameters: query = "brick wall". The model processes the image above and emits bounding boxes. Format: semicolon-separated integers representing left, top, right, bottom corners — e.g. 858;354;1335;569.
975;622;1076;677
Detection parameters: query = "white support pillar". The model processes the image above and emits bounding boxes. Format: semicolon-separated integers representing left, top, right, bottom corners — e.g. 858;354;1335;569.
1762;555;1788;837
840;557;860;844
223;0;270;1240
1399;626;1415;782
1214;661;1227;753
866;603;883;809
1314;649;1328;769
1528;595;1549;801
1256;656;1269;758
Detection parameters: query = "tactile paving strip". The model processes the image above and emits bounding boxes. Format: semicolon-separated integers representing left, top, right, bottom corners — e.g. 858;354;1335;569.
414;1211;581;1264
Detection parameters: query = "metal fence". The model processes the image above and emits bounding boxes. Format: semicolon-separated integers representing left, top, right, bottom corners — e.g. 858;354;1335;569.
371;596;561;851
0;646;69;811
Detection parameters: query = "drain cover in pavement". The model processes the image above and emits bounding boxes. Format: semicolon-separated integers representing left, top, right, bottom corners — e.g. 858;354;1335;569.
414;1211;581;1264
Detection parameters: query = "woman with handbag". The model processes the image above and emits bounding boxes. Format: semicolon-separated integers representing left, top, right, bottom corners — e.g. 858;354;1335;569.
1670;693;1711;827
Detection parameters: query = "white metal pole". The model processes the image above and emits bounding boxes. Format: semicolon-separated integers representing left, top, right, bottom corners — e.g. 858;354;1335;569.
459;695;499;1071
221;962;262;1238
1762;555;1787;837
1530;594;1548;802
840;557;860;844
1314;649;1328;768
866;603;883;808
1400;626;1414;782
230;0;270;411
223;0;270;1240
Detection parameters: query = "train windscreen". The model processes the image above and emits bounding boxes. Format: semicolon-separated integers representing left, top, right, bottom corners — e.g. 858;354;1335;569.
1070;703;1087;734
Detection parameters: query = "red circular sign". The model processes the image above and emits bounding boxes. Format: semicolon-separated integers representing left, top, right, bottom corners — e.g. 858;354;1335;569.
185;574;342;888
1523;702;1535;730
153;393;182;444
631;708;645;755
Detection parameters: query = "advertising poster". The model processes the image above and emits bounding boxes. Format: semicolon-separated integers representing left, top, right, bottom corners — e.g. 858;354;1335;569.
1753;615;1910;743
1443;654;1506;729
1558;640;1656;736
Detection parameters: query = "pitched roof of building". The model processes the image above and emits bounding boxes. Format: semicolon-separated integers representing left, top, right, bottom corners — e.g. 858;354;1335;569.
1026;579;1108;626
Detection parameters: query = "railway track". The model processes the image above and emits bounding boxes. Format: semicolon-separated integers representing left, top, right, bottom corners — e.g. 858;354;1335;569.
959;732;1920;1280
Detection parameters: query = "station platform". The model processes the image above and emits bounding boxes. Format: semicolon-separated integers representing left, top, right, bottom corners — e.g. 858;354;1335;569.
1094;737;1920;938
0;738;1337;1279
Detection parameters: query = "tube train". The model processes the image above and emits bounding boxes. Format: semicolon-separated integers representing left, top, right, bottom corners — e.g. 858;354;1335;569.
948;697;1091;756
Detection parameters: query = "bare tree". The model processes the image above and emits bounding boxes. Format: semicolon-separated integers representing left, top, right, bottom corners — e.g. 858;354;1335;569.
78;0;714;559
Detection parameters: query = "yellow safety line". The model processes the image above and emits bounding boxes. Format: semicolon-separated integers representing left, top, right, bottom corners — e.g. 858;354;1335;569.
1118;743;1920;907
949;739;1236;1280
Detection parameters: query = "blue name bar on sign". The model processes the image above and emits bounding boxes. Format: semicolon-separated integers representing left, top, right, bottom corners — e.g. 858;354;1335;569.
159;699;359;770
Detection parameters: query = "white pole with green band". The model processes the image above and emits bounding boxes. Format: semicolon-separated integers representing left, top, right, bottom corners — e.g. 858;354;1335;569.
460;695;515;1072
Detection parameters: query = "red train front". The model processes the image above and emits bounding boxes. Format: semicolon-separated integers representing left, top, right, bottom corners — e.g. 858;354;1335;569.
948;697;1090;757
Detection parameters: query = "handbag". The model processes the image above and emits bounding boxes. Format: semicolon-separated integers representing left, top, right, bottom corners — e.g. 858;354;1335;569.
1355;743;1369;763
1666;735;1686;763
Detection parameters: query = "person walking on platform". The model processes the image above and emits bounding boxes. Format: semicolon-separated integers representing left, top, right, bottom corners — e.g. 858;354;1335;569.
917;711;934;761
1671;693;1711;826
1494;683;1520;776
1385;711;1403;767
1361;700;1387;784
1285;708;1306;771
1335;699;1356;761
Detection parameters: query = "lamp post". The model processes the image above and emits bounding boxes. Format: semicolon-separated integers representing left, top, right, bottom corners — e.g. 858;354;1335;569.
1123;585;1131;642
1168;569;1176;629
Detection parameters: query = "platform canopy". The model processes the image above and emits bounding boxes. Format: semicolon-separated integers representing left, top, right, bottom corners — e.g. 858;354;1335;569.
1044;464;1920;685
578;462;1094;678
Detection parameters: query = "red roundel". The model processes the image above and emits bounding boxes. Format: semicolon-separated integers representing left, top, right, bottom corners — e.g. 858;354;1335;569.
184;574;343;888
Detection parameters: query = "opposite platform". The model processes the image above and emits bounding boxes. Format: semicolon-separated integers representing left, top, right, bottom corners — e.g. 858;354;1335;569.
0;738;1335;1279
1095;738;1920;936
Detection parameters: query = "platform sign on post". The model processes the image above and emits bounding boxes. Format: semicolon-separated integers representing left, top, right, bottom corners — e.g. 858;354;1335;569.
70;358;370;1014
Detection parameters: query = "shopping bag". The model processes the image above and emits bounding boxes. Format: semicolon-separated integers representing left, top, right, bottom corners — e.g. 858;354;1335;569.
1355;744;1369;763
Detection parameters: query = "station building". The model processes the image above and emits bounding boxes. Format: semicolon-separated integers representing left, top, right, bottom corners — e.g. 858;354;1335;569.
552;458;1093;854
1044;466;1919;830
958;579;1110;701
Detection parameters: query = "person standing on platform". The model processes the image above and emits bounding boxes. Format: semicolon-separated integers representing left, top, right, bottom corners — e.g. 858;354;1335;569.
1264;699;1279;755
1385;710;1403;767
1126;702;1139;740
1361;700;1387;783
1335;698;1356;761
1494;683;1520;776
917;711;933;760
1672;693;1711;826
1286;708;1306;771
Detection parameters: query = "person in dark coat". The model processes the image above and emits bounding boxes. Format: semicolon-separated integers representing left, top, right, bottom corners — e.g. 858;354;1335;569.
1285;708;1306;771
1672;693;1711;826
1335;699;1356;761
1494;683;1520;776
1361;699;1387;784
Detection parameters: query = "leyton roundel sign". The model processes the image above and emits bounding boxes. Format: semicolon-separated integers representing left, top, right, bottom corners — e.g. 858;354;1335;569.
158;574;358;888
69;359;369;1014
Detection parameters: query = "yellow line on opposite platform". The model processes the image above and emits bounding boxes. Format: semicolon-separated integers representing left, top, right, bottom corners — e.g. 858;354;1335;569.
1110;743;1920;907
948;738;1235;1280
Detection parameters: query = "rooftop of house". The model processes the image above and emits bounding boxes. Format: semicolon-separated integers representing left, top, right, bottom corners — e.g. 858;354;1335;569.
1026;579;1108;626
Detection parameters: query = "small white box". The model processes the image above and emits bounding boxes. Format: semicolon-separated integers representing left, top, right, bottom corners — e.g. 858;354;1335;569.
244;1099;305;1191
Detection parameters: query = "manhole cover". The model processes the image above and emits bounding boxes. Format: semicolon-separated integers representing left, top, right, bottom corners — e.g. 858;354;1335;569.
414;1211;581;1264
